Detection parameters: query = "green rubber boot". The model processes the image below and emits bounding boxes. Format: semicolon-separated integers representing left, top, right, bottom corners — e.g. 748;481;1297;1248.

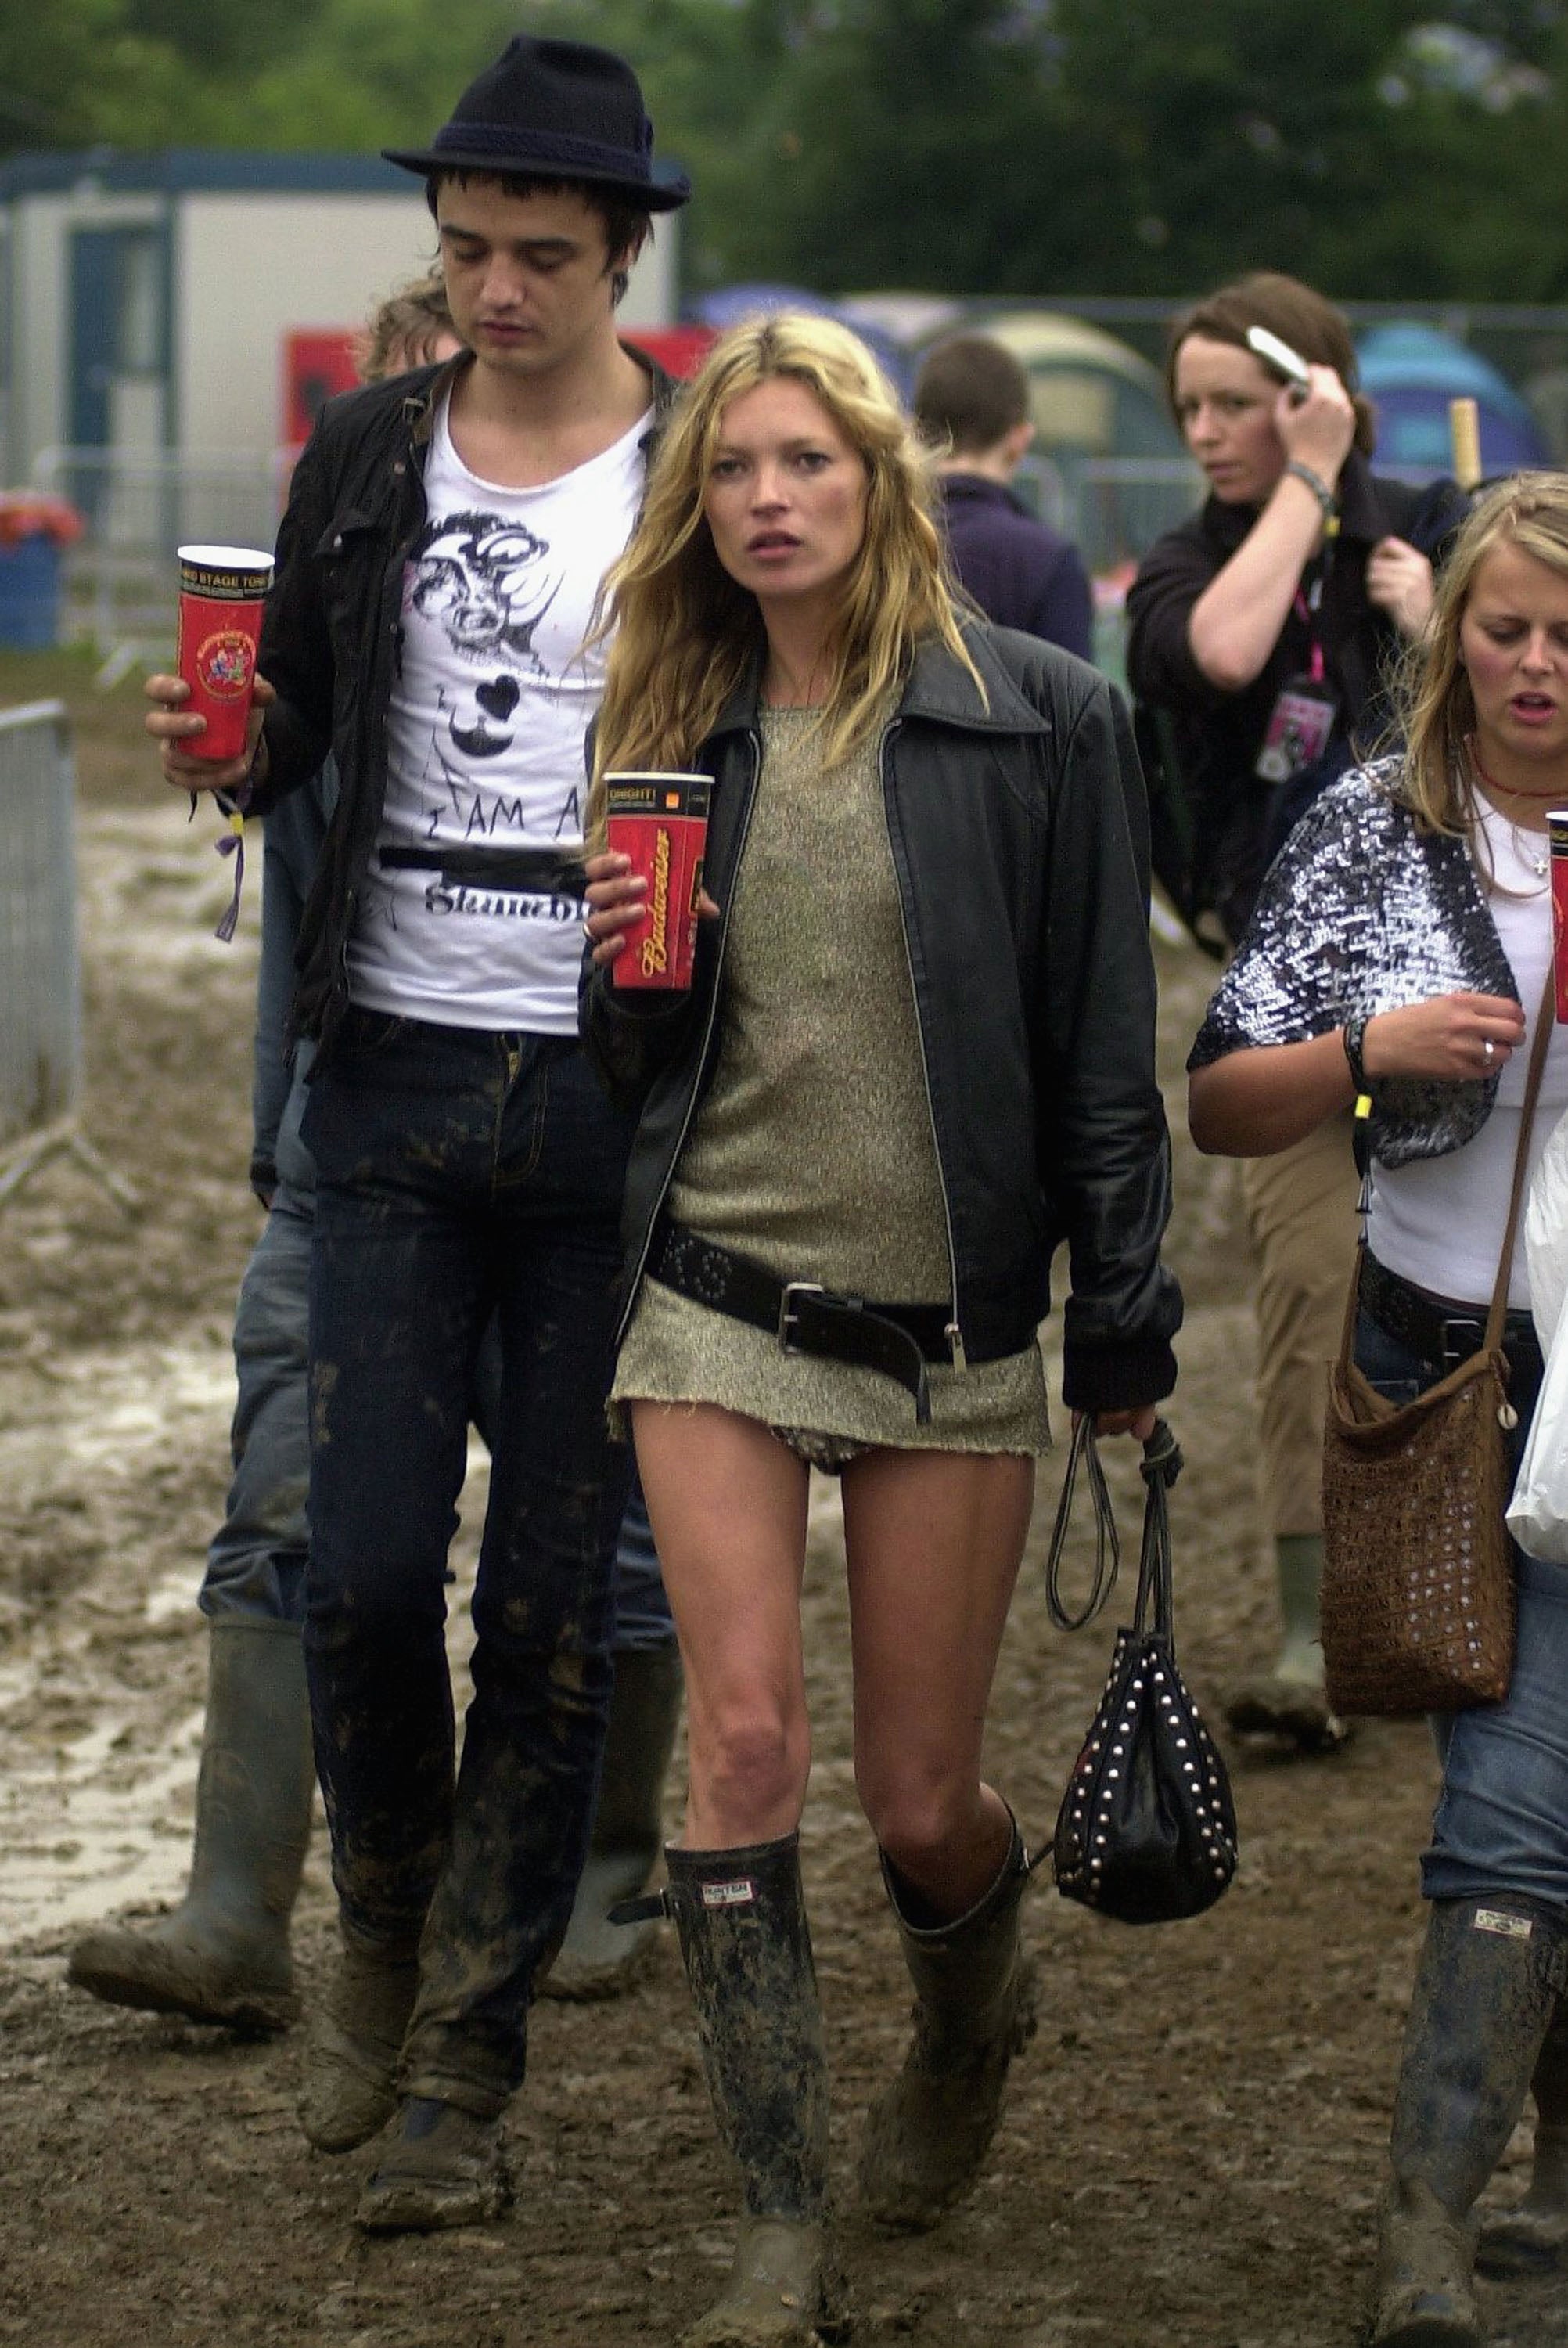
1476;1996;1568;2278
1223;1533;1350;1753
541;1640;683;2000
667;1835;833;2347
67;1619;315;2034
857;1811;1037;2232
1370;1897;1567;2346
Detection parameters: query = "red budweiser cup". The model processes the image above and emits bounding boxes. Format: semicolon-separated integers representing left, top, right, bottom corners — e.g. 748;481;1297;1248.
1551;811;1568;1023
604;772;712;990
176;543;274;762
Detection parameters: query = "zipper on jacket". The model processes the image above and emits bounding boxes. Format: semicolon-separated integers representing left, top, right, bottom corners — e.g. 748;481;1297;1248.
615;732;763;1349
878;716;966;1367
879;716;966;1363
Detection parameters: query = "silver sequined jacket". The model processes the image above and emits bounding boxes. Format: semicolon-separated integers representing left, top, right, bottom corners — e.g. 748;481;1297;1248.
1186;761;1518;1168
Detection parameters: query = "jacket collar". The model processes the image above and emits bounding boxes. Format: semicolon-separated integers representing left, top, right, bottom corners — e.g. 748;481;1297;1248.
399;340;680;450
940;470;1028;518
707;620;1050;742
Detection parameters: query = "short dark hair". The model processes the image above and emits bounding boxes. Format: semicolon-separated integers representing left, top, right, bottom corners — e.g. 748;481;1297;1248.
913;334;1031;456
1166;271;1376;456
427;169;650;305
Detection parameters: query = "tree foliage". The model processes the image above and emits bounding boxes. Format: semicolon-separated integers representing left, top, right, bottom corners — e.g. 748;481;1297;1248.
10;0;1568;303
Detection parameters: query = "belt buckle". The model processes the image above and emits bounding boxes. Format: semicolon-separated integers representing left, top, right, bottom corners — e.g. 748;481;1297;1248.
778;1280;827;1352
1440;1313;1484;1372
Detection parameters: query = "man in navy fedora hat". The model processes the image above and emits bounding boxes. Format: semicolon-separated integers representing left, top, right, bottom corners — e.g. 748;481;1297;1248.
144;34;689;2232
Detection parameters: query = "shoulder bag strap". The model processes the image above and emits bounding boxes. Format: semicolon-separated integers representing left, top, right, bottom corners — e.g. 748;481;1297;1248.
1485;964;1558;1352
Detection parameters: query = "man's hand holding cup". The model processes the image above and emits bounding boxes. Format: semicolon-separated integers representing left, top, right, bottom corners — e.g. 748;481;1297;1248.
146;669;275;797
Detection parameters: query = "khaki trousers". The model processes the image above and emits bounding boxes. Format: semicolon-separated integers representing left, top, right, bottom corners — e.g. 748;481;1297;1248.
1238;1107;1361;1540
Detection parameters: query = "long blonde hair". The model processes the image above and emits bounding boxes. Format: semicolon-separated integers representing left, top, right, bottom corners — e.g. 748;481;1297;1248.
1395;470;1568;836
588;312;980;834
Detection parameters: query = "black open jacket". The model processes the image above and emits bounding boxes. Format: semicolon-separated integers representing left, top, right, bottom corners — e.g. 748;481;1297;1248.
1125;450;1468;944
250;345;679;1061
580;623;1183;1413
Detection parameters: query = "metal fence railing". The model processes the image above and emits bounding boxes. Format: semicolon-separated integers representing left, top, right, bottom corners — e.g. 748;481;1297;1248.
0;697;137;1209
29;445;292;675
0;700;80;1145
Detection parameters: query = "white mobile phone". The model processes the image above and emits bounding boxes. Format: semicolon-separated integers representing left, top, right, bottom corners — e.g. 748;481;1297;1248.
1246;325;1312;397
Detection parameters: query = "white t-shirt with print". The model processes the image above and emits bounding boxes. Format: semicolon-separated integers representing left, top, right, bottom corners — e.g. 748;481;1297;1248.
345;391;651;1033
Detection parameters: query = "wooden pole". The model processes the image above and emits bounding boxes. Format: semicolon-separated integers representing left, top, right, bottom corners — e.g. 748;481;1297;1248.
1449;396;1482;492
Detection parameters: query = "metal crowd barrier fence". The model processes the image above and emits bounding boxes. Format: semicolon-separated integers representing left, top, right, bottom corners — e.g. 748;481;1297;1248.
0;699;80;1147
0;699;135;1209
29;446;293;679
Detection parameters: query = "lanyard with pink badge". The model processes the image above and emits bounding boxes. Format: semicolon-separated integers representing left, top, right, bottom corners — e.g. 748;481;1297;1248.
1254;538;1342;787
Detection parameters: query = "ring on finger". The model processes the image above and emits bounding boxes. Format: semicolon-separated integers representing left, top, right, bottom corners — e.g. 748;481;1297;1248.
1483;1038;1496;1064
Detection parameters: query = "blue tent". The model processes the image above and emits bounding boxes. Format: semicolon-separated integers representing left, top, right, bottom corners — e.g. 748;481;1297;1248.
1355;322;1550;477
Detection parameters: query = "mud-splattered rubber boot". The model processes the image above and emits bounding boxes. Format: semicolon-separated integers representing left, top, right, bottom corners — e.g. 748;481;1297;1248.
1221;1536;1351;1755
540;1640;683;2001
1369;1897;1568;2345
297;1922;420;2153
354;2095;511;2232
68;1619;314;2034
667;1835;833;2347
857;1811;1037;2232
1477;1996;1568;2278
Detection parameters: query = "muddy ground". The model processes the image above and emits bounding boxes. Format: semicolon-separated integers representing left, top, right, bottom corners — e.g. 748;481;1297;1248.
0;648;1563;2348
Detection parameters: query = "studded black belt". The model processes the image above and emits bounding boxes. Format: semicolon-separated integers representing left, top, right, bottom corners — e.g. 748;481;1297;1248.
1361;1251;1540;1374
647;1222;956;1424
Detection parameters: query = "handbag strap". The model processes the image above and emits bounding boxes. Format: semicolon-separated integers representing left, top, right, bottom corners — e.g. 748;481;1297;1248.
1484;966;1558;1351
1045;1415;1183;1634
1131;1417;1184;1640
1336;965;1557;1377
1045;1413;1119;1630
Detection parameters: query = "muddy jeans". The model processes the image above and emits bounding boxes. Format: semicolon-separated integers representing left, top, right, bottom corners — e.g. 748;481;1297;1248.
1354;1305;1568;1918
300;1009;635;2112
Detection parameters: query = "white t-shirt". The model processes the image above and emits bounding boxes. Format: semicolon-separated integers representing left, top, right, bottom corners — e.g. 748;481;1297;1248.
1369;800;1568;1309
346;391;652;1032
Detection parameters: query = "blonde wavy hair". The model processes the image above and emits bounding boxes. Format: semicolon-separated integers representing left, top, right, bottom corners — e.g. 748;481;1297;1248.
1394;470;1568;837
588;312;980;836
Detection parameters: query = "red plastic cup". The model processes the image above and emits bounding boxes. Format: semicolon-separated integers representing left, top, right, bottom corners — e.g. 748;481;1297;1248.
1551;811;1568;1024
604;772;711;990
176;543;274;762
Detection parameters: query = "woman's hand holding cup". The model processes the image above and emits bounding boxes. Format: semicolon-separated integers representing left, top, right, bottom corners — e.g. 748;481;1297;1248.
584;848;649;968
584;848;717;972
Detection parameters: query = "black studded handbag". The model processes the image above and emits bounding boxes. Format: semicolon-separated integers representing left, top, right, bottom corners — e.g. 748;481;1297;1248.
1045;1417;1237;1925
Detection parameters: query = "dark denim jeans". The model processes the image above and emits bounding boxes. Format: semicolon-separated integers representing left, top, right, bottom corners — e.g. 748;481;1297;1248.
199;1060;671;1644
1354;1305;1568;1918
300;1009;635;2112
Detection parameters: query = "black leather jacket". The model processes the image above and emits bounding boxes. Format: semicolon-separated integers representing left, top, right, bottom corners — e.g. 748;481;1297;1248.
581;624;1182;1413
251;346;678;1061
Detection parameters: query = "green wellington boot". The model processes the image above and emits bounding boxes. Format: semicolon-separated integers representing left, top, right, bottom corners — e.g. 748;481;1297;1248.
667;1835;834;2347
1223;1532;1351;1754
1476;1996;1568;2278
857;1810;1037;2232
1370;1897;1567;2346
68;1618;315;2034
541;1640;683;2000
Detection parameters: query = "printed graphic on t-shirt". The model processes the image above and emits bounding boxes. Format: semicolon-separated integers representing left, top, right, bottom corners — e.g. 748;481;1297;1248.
347;394;650;1033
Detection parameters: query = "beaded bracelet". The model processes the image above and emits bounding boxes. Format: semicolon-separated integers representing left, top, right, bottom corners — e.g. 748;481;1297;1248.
1286;459;1337;519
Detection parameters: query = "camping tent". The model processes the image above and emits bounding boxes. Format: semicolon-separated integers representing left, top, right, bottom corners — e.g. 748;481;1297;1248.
1355;322;1550;477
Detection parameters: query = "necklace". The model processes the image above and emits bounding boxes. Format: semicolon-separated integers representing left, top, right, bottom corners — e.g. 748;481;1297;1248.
1468;739;1568;801
1468;740;1559;877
